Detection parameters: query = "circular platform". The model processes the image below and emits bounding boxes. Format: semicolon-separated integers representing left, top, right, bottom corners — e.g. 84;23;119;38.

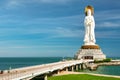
81;45;100;49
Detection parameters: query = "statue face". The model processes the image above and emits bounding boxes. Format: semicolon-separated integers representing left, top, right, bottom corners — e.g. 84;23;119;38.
87;9;91;16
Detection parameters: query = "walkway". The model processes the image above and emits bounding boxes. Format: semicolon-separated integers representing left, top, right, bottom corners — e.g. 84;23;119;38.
0;60;93;80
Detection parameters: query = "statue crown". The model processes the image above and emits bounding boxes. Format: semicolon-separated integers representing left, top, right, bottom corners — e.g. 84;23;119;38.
85;5;94;16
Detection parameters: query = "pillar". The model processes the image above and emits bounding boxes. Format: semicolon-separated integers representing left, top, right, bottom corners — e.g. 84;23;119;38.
79;64;82;70
65;67;68;71
44;74;47;80
81;63;84;70
82;63;87;69
57;70;60;74
71;66;74;71
75;65;78;71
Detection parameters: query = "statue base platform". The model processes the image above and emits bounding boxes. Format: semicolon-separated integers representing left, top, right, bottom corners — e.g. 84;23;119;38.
81;45;100;49
75;44;106;60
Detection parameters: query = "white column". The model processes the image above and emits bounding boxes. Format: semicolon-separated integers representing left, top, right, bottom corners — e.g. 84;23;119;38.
44;74;47;80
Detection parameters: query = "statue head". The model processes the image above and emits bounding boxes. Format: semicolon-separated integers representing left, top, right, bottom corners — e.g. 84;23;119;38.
85;5;94;16
87;9;92;16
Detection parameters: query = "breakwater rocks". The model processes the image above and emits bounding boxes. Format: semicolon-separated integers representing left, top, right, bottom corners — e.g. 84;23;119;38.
87;60;120;71
98;60;120;66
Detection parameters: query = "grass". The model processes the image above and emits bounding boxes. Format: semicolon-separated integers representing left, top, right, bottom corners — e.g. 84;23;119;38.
48;74;120;80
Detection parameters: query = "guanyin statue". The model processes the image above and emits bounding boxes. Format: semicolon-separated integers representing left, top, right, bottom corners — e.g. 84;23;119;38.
84;5;96;45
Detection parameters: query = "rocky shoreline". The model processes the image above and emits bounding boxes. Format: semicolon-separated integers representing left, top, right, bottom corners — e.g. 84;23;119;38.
98;60;120;66
87;60;120;70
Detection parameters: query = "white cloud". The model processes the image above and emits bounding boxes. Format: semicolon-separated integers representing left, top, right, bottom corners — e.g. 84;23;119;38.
94;9;120;28
95;9;120;21
96;31;120;38
97;22;120;28
0;44;75;49
5;0;22;9
35;0;71;4
52;27;84;38
4;0;72;9
0;26;83;39
0;14;82;39
0;5;119;39
18;26;84;38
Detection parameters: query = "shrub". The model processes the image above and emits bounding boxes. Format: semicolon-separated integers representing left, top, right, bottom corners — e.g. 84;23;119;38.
94;58;112;63
103;58;111;62
94;60;104;63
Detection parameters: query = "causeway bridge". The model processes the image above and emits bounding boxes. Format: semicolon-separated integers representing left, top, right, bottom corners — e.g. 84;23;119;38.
0;60;93;80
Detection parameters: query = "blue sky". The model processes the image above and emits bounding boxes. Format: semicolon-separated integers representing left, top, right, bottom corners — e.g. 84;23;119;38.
0;0;120;57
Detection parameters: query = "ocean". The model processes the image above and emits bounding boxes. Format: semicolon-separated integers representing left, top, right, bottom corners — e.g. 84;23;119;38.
85;65;120;76
0;57;62;70
0;57;120;76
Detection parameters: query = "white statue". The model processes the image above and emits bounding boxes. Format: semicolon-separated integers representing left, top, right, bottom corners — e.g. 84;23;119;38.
84;6;96;45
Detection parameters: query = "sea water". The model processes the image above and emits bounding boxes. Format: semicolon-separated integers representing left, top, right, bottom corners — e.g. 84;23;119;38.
0;57;62;70
0;57;120;76
83;65;120;76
